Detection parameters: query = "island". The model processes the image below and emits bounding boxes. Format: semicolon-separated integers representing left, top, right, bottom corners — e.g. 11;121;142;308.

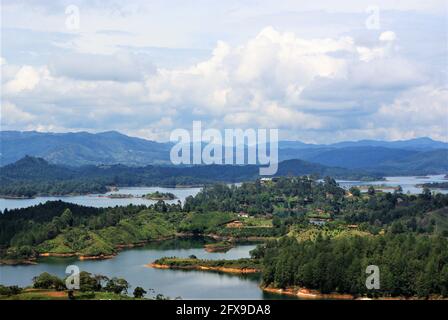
147;257;261;274
416;182;448;190
143;191;177;200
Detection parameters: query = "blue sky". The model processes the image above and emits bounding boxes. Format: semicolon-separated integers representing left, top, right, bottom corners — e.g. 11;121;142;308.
1;0;447;142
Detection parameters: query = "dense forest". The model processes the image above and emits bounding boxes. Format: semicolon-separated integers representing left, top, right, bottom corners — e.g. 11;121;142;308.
184;177;448;235
258;234;448;297
0;156;381;197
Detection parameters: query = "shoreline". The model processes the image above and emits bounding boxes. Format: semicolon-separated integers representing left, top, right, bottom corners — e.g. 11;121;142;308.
0;233;263;265
0;235;177;265
0;184;204;200
147;263;260;274
0;258;38;266
262;286;448;300
38;252;118;261
262;287;355;300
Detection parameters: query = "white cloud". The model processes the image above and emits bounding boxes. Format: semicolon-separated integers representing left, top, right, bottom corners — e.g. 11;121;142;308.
143;27;357;127
379;31;397;42
1;26;445;143
3;65;49;94
1;101;35;125
374;86;448;141
141;27;425;135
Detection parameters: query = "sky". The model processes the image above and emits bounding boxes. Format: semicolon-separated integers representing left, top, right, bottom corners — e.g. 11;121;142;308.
1;0;447;143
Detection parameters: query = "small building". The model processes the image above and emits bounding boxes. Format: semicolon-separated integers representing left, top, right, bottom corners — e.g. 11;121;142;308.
260;178;272;185
237;212;249;218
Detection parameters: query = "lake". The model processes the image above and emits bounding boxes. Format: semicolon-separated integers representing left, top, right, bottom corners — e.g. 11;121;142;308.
0;186;202;212
0;237;289;300
337;174;448;194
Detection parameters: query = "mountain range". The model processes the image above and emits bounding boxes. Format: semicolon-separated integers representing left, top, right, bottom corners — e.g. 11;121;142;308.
1;131;447;175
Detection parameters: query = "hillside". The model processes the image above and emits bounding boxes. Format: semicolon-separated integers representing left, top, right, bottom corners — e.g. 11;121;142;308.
279;147;447;174
0;131;172;166
0;157;380;197
0;156;78;182
365;149;448;175
296;147;418;169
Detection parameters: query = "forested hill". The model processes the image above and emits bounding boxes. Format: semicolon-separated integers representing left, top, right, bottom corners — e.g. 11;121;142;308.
0;156;379;197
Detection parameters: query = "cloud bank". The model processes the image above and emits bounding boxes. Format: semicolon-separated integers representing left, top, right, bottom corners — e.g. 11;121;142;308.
1;1;447;142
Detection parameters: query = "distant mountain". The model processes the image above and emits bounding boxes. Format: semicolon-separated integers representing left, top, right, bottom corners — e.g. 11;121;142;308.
365;149;448;175
280;147;448;174
279;137;448;150
1;131;446;174
293;147;418;169
0;130;172;166
329;137;448;150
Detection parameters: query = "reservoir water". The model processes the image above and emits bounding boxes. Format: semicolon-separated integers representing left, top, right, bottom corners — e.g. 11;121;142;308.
337;174;447;194
0;186;202;212
0;237;287;300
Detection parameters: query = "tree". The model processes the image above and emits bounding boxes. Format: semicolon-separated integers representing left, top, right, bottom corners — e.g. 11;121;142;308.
0;285;22;296
60;208;74;227
394;185;403;194
390;221;404;234
68;290;75;300
421;188;432;201
79;271;104;292
349;187;361;197
104;277;129;295
33;272;65;291
133;287;147;298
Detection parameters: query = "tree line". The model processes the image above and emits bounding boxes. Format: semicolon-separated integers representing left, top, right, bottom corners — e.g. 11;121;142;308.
257;233;448;298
